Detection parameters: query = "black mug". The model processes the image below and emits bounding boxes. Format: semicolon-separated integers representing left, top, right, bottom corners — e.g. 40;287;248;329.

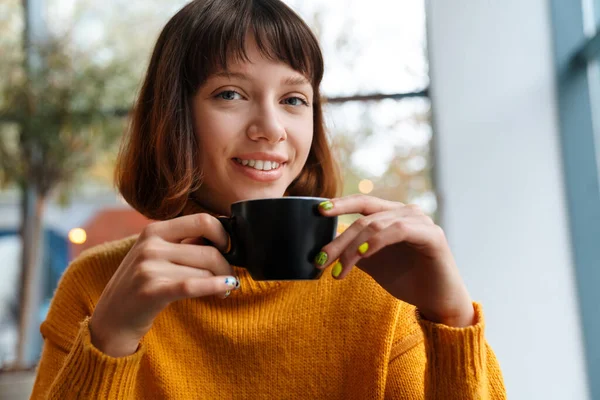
217;197;338;281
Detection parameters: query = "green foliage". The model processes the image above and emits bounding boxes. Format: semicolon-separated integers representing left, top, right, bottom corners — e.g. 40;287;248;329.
0;5;135;199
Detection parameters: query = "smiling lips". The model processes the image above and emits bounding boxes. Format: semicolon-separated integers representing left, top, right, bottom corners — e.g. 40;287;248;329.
231;156;286;182
233;158;280;171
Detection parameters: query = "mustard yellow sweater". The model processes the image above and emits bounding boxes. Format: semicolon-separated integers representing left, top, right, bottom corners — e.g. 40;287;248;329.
31;236;506;399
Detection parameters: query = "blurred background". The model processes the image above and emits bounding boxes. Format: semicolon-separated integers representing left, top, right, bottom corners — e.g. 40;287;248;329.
0;0;598;399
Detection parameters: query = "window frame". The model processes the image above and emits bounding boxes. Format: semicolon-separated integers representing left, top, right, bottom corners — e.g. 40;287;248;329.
549;1;600;398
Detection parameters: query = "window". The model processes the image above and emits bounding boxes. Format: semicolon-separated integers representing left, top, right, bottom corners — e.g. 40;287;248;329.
550;0;600;397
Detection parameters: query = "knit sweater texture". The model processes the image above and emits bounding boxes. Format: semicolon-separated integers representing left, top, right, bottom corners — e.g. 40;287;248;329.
30;235;506;399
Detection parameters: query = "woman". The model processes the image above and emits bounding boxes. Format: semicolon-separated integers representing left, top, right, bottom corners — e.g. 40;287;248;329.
31;0;506;398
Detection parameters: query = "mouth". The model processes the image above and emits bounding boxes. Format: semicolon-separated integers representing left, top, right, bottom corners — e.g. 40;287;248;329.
231;158;286;182
232;158;284;171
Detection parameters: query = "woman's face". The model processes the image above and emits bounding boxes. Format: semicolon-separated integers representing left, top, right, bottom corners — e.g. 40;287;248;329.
192;40;314;215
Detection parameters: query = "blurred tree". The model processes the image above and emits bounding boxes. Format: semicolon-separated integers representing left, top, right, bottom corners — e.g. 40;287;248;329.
0;0;134;369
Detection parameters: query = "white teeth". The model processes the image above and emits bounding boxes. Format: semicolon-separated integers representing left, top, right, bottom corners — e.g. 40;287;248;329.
234;158;282;171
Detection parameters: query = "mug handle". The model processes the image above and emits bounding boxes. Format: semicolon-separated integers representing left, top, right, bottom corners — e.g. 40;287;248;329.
216;216;244;267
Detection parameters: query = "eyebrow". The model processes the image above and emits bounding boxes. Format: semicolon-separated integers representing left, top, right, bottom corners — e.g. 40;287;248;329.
211;71;249;81
282;75;311;87
211;71;310;87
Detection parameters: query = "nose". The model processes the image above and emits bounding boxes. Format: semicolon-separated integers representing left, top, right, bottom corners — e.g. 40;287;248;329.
246;103;286;143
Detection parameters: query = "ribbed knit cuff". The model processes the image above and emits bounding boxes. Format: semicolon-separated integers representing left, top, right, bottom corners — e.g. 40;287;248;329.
49;317;144;399
417;302;487;396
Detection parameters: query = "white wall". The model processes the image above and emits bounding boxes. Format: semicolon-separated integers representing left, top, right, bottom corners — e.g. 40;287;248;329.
426;1;590;399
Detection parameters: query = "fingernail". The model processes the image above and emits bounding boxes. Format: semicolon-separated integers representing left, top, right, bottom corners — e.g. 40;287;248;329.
225;235;232;253
222;290;231;299
332;261;343;278
358;242;369;255
319;200;333;211
314;251;328;266
225;276;239;289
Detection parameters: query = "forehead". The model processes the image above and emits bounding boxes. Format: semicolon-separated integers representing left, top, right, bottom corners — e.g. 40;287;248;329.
207;44;312;86
209;67;311;87
200;33;315;87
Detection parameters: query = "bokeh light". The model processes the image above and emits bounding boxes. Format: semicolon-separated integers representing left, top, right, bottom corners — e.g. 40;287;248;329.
68;228;87;245
358;179;374;194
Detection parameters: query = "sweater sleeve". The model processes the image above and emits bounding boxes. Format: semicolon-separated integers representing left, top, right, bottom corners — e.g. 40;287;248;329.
30;317;144;399
29;241;144;399
384;302;506;399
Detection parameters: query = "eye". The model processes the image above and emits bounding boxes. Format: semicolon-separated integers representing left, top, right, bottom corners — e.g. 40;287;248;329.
282;96;309;107
215;90;243;101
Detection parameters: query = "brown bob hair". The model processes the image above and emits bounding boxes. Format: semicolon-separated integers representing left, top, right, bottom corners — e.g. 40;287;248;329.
115;0;341;220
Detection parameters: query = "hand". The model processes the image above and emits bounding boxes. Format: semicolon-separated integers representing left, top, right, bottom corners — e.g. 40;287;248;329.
316;194;475;327
89;213;240;357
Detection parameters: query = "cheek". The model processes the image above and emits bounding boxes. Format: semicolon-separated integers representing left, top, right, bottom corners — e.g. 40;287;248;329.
301;120;314;156
196;110;233;141
291;119;314;171
194;111;240;165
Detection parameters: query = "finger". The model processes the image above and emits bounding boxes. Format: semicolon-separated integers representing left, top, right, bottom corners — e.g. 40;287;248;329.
180;237;206;245
315;213;423;270
165;243;235;277
336;220;437;280
143;213;230;251
318;194;403;217
138;262;240;302
330;217;397;280
315;213;394;269
165;263;215;280
162;275;241;302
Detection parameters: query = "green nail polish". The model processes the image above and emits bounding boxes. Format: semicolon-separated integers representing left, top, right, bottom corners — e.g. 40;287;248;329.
314;251;328;266
332;261;343;278
319;200;333;211
358;242;369;255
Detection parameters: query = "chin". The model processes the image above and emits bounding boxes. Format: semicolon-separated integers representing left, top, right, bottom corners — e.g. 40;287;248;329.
232;186;287;202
